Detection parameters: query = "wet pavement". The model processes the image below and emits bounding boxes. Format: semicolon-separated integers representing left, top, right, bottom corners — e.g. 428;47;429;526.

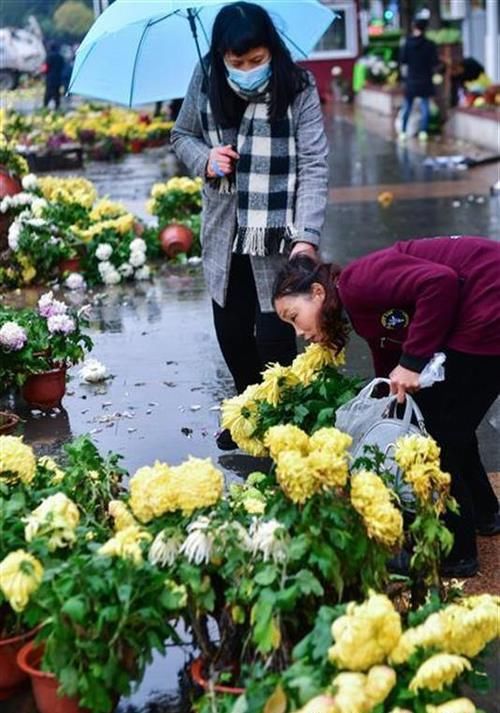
2;102;499;713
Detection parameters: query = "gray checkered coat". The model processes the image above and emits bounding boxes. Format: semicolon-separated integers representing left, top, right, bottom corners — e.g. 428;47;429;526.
171;64;328;312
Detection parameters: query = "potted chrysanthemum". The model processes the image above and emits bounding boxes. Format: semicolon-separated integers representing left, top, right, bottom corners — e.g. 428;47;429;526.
146;176;202;258
0;134;29;251
0;291;93;408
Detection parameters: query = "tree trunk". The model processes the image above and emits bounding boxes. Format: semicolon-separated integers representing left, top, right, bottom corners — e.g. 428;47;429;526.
427;0;443;29
400;0;415;35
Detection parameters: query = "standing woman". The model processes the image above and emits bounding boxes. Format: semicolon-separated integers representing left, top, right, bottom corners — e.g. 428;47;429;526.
272;236;500;578
171;1;328;449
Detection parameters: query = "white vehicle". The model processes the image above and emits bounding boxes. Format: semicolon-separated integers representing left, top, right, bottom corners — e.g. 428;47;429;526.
0;16;46;90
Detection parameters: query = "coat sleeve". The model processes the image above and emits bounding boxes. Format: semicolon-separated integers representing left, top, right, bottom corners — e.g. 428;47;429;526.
293;76;329;247
344;248;461;372
170;64;211;178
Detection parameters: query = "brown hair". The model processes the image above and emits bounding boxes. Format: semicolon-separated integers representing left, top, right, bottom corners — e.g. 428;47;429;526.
272;253;350;354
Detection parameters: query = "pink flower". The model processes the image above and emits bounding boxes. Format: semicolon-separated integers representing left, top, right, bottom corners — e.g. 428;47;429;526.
47;314;75;335
0;321;27;351
38;291;68;318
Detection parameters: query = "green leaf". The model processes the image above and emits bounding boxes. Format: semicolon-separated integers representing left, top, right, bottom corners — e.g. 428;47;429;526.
61;597;87;624
254;566;278;586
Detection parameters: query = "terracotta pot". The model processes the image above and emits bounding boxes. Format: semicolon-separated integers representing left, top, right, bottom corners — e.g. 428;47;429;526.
22;367;66;410
59;257;82;275
0;411;20;436
17;641;89;713
0;166;22;252
133;221;145;237
129;139;145;154
0;628;38;700
190;657;245;695
159;223;193;258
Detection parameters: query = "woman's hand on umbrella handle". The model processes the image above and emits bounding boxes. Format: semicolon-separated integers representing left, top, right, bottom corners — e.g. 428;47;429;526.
389;365;421;404
206;145;239;178
289;241;317;260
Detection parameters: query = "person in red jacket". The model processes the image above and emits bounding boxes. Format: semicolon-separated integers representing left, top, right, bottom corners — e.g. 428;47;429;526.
273;236;500;578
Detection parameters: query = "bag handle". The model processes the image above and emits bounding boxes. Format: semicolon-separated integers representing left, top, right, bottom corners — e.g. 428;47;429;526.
357;378;391;399
384;394;427;433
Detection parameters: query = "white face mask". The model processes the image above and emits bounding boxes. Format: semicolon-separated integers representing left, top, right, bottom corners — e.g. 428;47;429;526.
224;60;272;92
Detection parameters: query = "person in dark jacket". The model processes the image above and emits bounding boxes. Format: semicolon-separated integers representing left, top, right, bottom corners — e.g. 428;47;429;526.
272;236;500;578
43;42;65;110
399;19;439;141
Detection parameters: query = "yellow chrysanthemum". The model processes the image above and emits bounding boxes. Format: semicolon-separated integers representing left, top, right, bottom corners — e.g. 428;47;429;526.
309;427;352;454
0;436;37;485
328;592;402;671
275;450;318;504
439;597;500;658
308;428;352;489
256;362;300;406
390;611;446;664
350;470;403;547
168;457;224;513
38;455;65;484
394;434;441;471
264;424;310;460
38;176;97;207
409;654;472;693
243;496;266;514
331;672;371;713
24;492;80;551
221;384;266;456
364;665;397;706
129;461;176;523
98;525;152;564
90;198;127;221
426;699;476;713
291;344;344;386
108;500;137;531
0;550;44;612
295;696;337;713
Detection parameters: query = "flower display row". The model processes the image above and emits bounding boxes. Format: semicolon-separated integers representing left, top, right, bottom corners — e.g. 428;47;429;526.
3;345;495;712
1;104;174;161
0;171;160;288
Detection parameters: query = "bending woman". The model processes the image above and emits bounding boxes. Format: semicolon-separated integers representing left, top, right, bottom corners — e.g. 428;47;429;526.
171;1;328;450
273;235;500;578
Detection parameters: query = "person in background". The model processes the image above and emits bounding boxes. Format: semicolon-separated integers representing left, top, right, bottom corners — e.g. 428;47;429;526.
399;18;439;142
272;236;500;578
43;41;65;110
171;1;328;450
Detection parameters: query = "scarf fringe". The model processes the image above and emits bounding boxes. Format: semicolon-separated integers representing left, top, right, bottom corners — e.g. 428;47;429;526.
233;225;298;257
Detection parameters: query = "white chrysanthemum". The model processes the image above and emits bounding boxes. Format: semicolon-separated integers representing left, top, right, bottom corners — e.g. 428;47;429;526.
0;322;27;351
148;531;182;567
129;237;146;254
96;243;113;261
180;517;214;565
7;220;21;250
38;291;67;318
21;173;38;191
47;314;75;334
119;263;134;278
103;269;121;285
134;265;151;281
250;518;288;564
64;273;86;290
31;198;47;217
79;358;108;383
129;250;146;268
98;260;113;276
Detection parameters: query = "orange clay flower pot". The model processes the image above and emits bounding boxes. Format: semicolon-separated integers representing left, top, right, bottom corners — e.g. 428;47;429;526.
159;223;193;258
0;628;38;700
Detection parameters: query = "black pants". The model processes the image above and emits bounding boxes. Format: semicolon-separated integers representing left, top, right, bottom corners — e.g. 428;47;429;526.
212;255;297;394
44;84;61;109
414;349;500;561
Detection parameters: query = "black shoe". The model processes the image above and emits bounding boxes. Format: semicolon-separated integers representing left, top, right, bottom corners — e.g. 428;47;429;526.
216;428;238;451
476;512;500;536
441;556;479;578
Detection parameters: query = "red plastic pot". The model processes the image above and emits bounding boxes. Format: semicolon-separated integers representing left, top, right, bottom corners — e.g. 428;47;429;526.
0;628;38;700
130;139;145;154
59;257;82;275
159;223;193;258
190;657;245;695
22;367;66;410
17;641;89;713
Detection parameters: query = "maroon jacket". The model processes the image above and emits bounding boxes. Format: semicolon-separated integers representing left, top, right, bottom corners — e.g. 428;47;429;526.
337;236;500;377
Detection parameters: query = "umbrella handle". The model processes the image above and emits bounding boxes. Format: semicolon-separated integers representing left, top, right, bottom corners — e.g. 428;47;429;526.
187;8;222;145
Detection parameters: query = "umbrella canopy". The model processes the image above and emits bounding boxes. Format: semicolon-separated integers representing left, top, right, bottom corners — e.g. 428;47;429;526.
69;0;335;106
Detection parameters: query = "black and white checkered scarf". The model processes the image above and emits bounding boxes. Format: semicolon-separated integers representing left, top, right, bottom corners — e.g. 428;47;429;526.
201;78;298;257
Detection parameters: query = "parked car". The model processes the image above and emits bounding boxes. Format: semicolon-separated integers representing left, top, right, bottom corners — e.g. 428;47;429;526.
0;16;46;90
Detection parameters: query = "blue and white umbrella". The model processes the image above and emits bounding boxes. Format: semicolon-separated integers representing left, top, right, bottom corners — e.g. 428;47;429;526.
69;0;335;106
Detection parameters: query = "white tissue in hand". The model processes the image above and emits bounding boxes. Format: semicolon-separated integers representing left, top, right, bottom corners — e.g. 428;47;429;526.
419;353;446;388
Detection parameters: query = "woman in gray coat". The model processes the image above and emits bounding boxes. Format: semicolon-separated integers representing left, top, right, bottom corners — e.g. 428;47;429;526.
171;1;328;449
